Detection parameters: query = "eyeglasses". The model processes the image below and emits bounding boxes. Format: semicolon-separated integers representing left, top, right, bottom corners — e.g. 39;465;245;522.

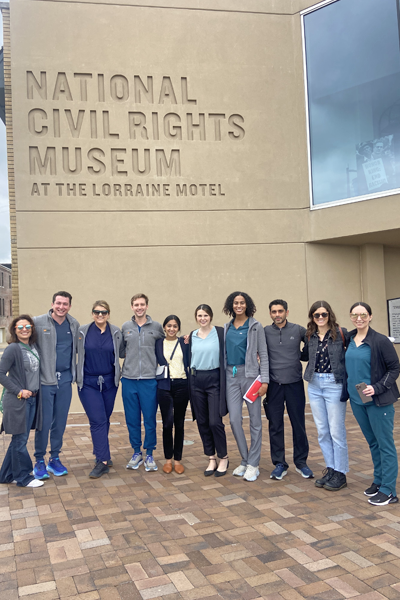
93;310;109;316
313;312;328;319
16;324;32;330
350;313;369;320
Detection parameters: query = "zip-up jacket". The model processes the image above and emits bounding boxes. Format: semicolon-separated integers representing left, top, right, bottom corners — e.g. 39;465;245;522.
0;343;43;435
34;311;80;385
120;315;164;379
303;327;348;384
224;317;269;383
342;327;399;406
76;323;122;390
264;321;306;384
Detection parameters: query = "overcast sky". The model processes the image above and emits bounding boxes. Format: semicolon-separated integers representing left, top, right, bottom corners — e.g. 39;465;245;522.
0;8;10;264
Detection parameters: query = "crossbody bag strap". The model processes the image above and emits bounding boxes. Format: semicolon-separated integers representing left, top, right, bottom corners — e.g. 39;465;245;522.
19;343;40;362
338;326;346;349
169;340;180;361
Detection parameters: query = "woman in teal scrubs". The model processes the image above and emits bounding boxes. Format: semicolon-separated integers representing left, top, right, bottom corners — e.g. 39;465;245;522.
345;302;399;506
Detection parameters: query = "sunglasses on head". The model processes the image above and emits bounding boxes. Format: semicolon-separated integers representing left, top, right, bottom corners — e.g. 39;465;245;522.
93;310;109;316
313;312;329;319
16;324;32;330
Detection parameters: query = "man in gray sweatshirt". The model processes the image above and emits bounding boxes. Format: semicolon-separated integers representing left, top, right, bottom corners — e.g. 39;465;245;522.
264;299;312;481
33;291;79;479
120;294;164;472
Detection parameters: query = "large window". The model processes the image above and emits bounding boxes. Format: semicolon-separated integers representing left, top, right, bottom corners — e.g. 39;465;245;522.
302;0;400;207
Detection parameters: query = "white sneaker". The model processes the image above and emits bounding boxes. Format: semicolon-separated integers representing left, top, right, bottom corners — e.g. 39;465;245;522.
243;465;260;482
232;465;247;477
26;479;44;488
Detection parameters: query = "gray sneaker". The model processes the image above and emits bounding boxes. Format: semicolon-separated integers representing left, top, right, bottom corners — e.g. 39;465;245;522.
144;455;158;472
126;452;143;470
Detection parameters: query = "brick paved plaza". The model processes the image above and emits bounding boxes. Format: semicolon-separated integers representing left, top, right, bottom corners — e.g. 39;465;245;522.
1;406;400;600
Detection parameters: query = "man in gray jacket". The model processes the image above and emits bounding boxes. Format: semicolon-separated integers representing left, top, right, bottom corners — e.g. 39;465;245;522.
33;291;79;479
120;294;164;472
264;299;312;481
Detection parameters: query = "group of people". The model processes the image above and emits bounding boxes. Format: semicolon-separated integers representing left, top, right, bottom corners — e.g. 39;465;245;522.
0;290;399;507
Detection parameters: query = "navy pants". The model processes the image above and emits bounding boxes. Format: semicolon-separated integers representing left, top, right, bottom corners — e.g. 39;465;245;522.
191;369;227;459
34;378;72;461
79;375;118;463
157;379;189;460
121;378;157;454
264;380;309;469
0;396;37;487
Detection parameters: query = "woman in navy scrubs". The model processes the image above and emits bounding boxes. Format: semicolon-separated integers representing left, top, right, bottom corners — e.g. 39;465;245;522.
76;301;122;478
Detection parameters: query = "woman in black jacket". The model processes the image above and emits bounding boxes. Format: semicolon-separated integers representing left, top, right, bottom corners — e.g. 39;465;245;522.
155;315;189;474
344;302;399;506
0;315;43;488
303;301;349;491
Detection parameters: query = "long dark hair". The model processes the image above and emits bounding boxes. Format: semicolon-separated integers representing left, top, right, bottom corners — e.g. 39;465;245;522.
8;314;37;345
306;300;338;341
223;292;256;318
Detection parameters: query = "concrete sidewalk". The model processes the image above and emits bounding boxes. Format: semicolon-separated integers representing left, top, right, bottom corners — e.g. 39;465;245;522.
1;407;400;600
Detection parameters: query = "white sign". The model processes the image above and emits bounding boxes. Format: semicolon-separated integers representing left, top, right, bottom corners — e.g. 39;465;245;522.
388;298;400;344
362;158;388;191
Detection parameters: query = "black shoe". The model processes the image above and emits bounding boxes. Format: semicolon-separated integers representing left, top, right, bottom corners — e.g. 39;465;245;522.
204;458;217;477
323;470;347;491
368;491;399;506
364;482;380;497
94;459;113;467
215;459;229;478
89;462;109;479
315;467;334;488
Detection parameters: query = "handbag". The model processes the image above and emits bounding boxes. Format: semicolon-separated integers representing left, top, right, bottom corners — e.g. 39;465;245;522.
156;340;180;380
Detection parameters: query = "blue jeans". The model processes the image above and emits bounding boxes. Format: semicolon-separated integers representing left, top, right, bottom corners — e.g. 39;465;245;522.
351;401;397;496
0;397;37;486
307;373;349;474
34;377;72;461
121;378;157;454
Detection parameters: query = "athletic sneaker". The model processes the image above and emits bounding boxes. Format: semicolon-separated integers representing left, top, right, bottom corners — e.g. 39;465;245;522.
232;465;247;477
33;460;50;480
295;465;314;479
243;465;259;482
144;455;158;472
126;452;143;470
270;464;287;480
89;462;109;478
26;479;44;488
94;459;113;467
46;458;68;477
368;491;398;506
364;482;380;497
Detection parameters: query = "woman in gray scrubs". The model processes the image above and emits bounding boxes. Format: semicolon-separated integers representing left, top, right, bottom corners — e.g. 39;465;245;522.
223;292;269;482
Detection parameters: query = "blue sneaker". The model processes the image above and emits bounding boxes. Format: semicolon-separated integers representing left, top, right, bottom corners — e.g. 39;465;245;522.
270;464;287;480
296;465;314;479
33;460;50;480
47;458;68;477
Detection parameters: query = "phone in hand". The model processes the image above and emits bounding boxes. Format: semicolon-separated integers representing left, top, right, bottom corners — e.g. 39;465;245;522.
355;382;371;403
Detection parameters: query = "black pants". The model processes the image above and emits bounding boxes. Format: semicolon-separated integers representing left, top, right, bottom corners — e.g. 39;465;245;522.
264;380;309;469
157;379;189;461
191;369;227;459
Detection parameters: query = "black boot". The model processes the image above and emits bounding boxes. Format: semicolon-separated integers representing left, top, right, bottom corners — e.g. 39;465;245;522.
315;467;334;488
323;470;347;491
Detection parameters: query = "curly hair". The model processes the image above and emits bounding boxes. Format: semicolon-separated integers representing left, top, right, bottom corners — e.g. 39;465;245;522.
306;300;338;341
8;314;37;345
222;292;256;318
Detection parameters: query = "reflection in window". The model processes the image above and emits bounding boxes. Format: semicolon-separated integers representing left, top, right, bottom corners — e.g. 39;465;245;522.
303;0;400;206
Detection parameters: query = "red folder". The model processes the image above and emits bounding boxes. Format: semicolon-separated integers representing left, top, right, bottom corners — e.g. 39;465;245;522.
243;376;262;403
